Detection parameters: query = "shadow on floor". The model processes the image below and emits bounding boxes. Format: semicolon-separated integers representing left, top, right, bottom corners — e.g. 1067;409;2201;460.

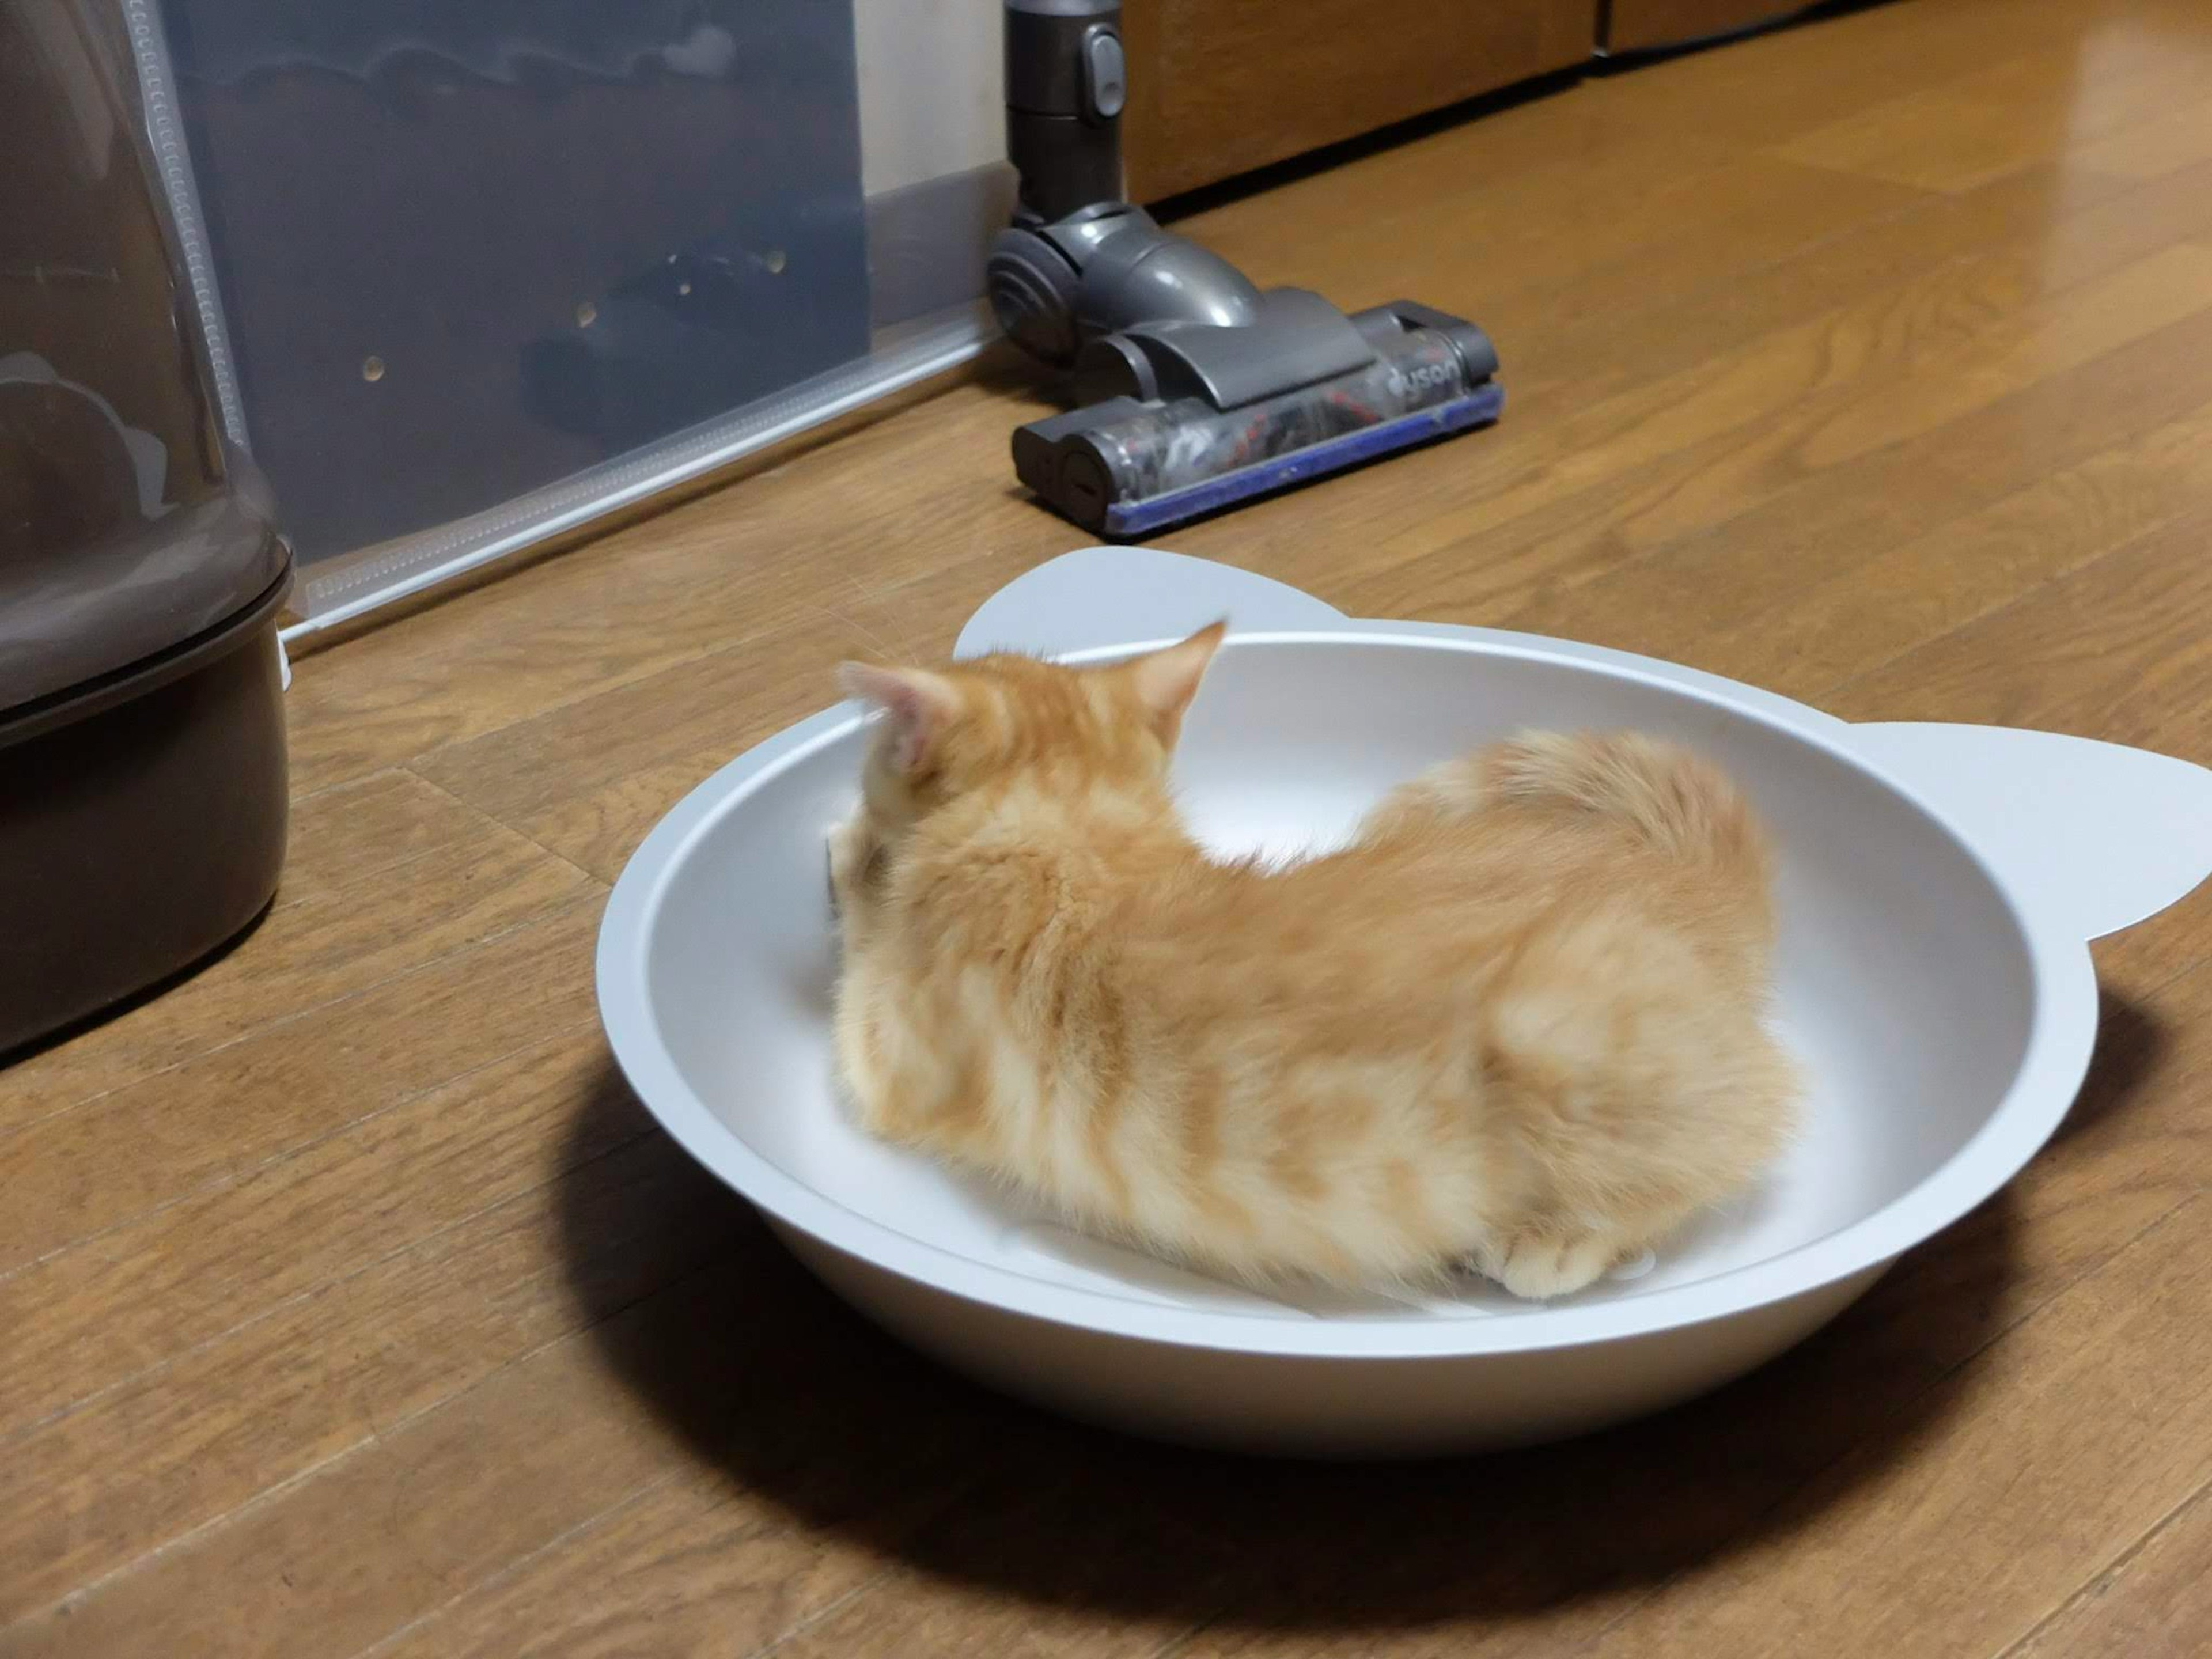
0;893;276;1070
2052;984;2171;1144
554;990;2164;1638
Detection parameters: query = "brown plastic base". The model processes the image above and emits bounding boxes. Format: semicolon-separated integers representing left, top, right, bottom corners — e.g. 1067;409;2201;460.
0;589;289;1056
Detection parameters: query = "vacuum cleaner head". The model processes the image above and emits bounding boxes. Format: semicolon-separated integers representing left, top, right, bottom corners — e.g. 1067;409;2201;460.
1010;298;1501;537
989;0;1502;537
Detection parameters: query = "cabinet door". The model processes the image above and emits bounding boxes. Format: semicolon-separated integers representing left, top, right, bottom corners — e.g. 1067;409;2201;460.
1122;0;1594;202
1607;0;1807;54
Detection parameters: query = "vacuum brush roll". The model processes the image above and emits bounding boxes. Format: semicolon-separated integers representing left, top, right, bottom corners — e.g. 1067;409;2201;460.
1012;310;1503;536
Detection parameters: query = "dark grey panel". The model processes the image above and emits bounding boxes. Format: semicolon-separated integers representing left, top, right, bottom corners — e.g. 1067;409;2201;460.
160;0;872;560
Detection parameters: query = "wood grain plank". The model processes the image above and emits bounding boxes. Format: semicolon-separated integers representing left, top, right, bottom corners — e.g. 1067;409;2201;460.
1779;14;2212;194
1479;156;1931;336
2073;99;2212;184
359;1475;906;1659
277;378;1069;794
1832;505;2212;759
1499;156;2212;412
1141;179;2212;637
0;1027;607;1435
1574;1195;2212;1659
1397;236;2188;592
1191;137;1932;349
347;1248;1063;1659
0;893;602;1277
411;543;1047;881
1676;403;2212;703
0;779;590;1127
1442;249;2212;656
3;1274;714;1658
0;1105;749;1626
2006;1481;2212;1658
1145;154;2212;609
0;1243;1015;1658
1353;249;2212;644
1177;149;2212;575
768;1491;1244;1659
279;770;518;904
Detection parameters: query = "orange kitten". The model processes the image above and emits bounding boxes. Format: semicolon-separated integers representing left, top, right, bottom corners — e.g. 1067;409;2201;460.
828;626;1797;1300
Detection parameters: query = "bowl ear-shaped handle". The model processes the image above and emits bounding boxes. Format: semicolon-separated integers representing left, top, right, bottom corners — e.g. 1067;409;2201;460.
954;547;1345;660
1846;723;2212;941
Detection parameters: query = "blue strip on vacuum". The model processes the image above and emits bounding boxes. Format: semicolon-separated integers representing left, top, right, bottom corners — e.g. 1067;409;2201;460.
1102;381;1505;540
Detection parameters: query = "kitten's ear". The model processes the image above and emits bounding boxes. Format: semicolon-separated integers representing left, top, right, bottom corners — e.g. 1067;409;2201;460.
838;662;960;774
1128;621;1226;737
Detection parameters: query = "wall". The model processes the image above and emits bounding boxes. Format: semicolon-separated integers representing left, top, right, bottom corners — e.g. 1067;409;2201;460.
853;0;1003;198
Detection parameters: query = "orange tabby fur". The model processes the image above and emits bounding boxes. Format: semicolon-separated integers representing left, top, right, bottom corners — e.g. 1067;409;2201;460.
828;626;1798;1300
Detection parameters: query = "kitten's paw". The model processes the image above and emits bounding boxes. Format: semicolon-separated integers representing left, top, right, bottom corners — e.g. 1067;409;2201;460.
1486;1231;1620;1301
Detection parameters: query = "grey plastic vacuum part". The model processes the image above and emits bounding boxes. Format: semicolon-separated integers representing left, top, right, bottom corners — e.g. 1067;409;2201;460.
993;0;1267;363
1004;0;1128;224
987;0;1501;536
2;0;292;1055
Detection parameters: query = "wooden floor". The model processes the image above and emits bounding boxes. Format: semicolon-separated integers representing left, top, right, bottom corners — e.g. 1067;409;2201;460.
11;0;2212;1651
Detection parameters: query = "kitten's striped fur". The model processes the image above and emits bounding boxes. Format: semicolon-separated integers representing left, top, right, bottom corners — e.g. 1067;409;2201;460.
828;626;1797;1300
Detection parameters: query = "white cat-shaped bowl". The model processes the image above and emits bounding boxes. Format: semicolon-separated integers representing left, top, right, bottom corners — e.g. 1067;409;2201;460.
597;550;2212;1456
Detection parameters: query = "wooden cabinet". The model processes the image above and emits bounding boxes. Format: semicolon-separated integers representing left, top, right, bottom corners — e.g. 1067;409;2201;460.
1121;0;1593;202
1607;0;1808;54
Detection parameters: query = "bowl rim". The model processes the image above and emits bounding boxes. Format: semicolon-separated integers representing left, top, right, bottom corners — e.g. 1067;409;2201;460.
596;628;2098;1361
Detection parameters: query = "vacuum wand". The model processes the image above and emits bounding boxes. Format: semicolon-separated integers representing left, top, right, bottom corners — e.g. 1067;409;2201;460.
987;0;1502;537
1003;0;1127;224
